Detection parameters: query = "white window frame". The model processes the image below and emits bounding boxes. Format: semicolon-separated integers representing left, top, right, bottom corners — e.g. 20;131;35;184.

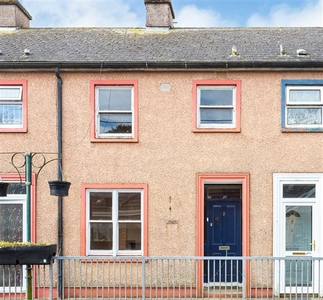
0;187;27;292
0;86;23;128
0;196;27;241
197;86;236;129
285;85;323;129
95;86;134;139
86;188;144;256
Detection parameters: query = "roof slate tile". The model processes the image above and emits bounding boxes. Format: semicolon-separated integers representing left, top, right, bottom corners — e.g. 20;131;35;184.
0;27;322;69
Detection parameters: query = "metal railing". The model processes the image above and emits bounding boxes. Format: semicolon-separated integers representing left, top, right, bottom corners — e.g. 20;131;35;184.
1;256;323;299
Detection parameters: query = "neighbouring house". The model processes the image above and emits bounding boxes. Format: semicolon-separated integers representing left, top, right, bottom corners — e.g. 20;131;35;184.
0;0;323;297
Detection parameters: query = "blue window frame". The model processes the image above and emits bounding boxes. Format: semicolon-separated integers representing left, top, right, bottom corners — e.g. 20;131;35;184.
282;80;323;132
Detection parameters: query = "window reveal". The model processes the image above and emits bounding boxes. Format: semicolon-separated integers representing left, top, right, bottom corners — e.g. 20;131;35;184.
0;86;23;127
95;86;134;138
198;87;235;126
282;80;323;131
87;189;143;256
193;80;241;132
286;87;323;126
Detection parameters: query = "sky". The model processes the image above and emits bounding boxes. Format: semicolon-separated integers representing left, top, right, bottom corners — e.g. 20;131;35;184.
20;0;323;28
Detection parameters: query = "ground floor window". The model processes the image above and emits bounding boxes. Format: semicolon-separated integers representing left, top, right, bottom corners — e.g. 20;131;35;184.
0;181;26;290
82;184;148;256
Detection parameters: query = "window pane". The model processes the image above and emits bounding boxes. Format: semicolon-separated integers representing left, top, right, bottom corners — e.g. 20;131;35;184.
90;223;112;250
119;223;141;250
90;192;112;220
289;90;320;103
287;108;322;125
118;192;141;220
99;113;132;134
200;108;233;124
0;104;22;125
283;184;315;198
0;204;23;242
98;89;132;110
205;184;242;199
0;87;21;99
285;206;312;251
7;183;26;194
200;89;233;106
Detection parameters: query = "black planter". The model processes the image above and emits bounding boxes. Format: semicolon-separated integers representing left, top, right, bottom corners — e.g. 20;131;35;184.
48;180;71;197
0;182;9;197
0;244;57;265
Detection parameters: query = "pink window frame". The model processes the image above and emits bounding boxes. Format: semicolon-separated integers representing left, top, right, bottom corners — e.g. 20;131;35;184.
90;80;138;142
0;80;28;132
192;80;241;132
80;183;148;256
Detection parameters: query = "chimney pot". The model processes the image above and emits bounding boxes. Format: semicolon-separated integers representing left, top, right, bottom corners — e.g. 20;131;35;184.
145;0;175;29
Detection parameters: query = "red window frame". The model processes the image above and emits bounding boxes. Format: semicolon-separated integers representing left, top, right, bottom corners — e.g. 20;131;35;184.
0;80;27;133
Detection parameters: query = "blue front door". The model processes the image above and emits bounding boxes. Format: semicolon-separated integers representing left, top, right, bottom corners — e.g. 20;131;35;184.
204;199;242;283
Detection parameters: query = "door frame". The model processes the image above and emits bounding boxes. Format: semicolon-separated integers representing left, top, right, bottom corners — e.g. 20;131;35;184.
196;173;250;295
273;173;323;296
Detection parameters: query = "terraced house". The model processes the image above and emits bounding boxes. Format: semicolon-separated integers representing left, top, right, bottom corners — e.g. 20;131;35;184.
0;0;323;298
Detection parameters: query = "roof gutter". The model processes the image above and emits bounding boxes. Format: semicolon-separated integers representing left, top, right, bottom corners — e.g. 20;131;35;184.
0;60;322;70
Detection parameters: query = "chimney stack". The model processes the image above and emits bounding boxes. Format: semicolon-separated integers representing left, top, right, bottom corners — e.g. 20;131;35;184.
0;0;32;28
144;0;175;29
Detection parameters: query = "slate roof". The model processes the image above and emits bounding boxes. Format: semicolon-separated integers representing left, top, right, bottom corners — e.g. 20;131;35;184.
0;27;322;69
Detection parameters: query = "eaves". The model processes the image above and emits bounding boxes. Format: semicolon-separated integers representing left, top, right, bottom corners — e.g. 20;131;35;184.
0;60;323;71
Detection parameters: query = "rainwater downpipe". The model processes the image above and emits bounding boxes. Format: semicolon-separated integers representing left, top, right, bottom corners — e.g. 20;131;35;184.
55;67;63;299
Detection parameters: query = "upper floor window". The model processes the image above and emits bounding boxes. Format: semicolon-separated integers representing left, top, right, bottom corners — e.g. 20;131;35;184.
81;184;148;256
282;80;323;131
90;80;138;142
193;80;241;132
0;81;27;132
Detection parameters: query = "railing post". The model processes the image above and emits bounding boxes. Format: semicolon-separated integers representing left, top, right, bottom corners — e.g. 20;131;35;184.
49;261;53;300
242;257;246;299
142;258;146;300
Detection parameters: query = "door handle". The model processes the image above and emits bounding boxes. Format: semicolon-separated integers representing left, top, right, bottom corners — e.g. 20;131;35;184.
310;240;316;251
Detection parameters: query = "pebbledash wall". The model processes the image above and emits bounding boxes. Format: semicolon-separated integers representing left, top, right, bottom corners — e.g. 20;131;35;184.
1;70;323;257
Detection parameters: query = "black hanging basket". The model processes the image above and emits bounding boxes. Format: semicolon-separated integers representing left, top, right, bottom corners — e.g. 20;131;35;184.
48;180;71;197
0;182;9;197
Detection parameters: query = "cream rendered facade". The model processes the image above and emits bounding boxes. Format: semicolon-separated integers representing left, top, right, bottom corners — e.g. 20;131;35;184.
1;70;322;259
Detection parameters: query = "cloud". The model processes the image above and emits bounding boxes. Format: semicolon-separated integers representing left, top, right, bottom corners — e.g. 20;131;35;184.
247;0;323;26
175;5;237;27
20;0;143;27
20;0;323;28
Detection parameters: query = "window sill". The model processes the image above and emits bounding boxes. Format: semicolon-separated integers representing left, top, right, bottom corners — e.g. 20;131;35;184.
281;127;323;132
193;128;240;133
81;256;144;263
90;137;138;143
0;128;27;133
